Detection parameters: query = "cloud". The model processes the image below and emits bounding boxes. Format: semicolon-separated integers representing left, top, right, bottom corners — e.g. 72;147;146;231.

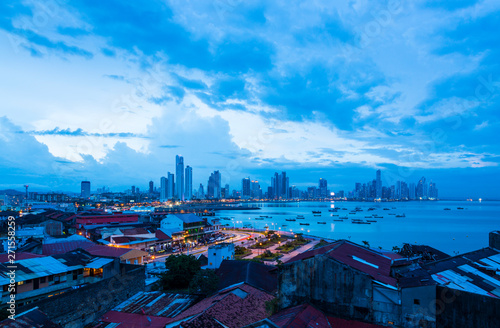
1;0;500;197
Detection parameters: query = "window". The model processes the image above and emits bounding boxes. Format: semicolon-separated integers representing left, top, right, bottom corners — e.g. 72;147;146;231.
48;275;53;282
414;299;420;305
40;277;46;283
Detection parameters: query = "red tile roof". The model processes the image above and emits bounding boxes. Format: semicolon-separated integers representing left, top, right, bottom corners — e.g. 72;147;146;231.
284;242;341;264
0;252;45;263
96;311;170;328
269;304;332;328
42;240;95;255
84;244;133;258
327;242;397;287
172;283;275;328
156;229;173;240
327;316;386;328
285;241;397;287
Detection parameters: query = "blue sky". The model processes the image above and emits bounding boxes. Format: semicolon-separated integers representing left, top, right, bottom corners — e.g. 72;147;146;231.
1;0;499;198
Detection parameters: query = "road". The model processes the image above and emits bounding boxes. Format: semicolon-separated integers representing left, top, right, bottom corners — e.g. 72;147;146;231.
150;230;265;263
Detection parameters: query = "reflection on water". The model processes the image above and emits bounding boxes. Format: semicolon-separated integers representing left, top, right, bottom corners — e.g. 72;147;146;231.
218;200;499;254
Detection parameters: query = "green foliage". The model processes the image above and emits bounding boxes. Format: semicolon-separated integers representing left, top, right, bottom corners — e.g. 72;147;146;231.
0;308;9;321
162;254;201;290
235;245;247;255
362;240;370;248
189;269;219;297
265;298;279;316
392;245;401;252
263;250;273;257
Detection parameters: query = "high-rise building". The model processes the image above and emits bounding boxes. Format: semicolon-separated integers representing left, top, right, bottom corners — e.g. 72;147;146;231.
207;171;221;199
81;181;91;198
376;170;382;199
251;180;261;199
319;178;328;198
149;181;154;194
131;186;136;194
409;182;416;200
185;166;192;200
198;183;204;199
160;177;167;201
242;178;251;198
416;177;427;199
167;172;175;200
175;155;184;201
429;181;438;199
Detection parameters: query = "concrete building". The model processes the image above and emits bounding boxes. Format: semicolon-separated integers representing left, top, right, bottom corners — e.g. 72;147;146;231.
81;181;91;198
175;155;184;201
185;165;192;200
0;251;119;309
160;214;210;242
207;243;235;269
280;241;437;327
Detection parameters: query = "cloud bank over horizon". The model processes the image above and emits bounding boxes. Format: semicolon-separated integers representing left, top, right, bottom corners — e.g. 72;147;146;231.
1;0;499;197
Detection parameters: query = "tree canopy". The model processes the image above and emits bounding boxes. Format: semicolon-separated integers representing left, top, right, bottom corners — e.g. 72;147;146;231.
161;254;201;290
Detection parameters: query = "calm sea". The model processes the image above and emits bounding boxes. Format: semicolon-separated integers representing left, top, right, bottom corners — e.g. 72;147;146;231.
217;200;500;255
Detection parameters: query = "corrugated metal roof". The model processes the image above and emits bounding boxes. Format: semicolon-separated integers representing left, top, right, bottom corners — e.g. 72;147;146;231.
171;214;204;224
86;258;114;269
425;247;500;298
112;291;198;318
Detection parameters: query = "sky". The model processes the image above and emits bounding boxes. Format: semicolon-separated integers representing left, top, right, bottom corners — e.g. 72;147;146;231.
0;0;499;198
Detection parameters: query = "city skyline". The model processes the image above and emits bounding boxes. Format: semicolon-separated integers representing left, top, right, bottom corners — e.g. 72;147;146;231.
1;2;500;198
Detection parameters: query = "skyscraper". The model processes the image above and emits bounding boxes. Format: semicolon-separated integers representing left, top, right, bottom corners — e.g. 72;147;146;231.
167;172;175;200
81;181;91;198
160;177;167;201
416;177;427;199
198;183;204;199
149;180;154;194
319;178;327;198
207;171;221;199
185;166;192;200
376;170;382;199
409;182;416;200
175;155;184;201
242;178;251;198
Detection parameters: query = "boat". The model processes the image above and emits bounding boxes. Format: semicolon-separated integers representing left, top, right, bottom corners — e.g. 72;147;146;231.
328;209;337;212
457;207;464;210
368;207;376;211
254;218;264;220
366;220;377;223
317;222;326;224
259;215;270;218
383;208;389;210
342;208;347;210
312;211;321;214
282;224;288;227
222;217;232;220
333;219;344;222
340;216;348;219
285;219;296;222
296;215;305;219
373;215;383;218
331;214;339;216
365;216;372;218
299;223;310;226
444;208;451;210
396;213;406;218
